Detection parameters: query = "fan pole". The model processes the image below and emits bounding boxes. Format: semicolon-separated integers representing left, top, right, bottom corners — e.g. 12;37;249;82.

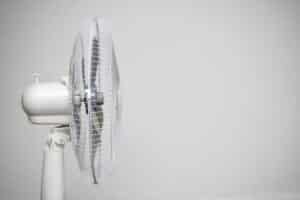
41;126;70;200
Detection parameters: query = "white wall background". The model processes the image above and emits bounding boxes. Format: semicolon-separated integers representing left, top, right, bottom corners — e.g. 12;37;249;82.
0;0;300;199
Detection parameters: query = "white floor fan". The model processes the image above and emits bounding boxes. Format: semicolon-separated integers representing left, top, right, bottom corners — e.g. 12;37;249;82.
21;18;121;200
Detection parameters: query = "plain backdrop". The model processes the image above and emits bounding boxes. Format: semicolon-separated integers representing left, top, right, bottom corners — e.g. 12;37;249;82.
0;0;300;199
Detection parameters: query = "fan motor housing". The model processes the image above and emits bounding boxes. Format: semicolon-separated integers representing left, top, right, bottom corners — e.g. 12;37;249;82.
22;77;71;125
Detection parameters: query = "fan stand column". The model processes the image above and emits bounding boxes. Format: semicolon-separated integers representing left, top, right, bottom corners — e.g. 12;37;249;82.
41;126;70;200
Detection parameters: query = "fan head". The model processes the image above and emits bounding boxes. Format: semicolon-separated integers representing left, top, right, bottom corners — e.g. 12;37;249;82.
69;18;121;184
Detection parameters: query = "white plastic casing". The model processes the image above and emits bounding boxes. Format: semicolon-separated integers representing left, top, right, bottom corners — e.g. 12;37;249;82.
22;77;71;125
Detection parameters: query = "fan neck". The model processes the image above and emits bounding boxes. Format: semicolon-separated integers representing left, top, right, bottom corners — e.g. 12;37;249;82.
47;126;70;150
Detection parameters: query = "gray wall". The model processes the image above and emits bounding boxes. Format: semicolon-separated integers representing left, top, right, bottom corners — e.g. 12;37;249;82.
0;0;300;199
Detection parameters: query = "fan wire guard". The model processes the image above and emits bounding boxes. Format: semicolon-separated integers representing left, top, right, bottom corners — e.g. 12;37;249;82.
69;18;120;184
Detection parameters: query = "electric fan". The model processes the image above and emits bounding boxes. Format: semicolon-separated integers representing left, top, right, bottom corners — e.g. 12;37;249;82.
21;18;121;200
